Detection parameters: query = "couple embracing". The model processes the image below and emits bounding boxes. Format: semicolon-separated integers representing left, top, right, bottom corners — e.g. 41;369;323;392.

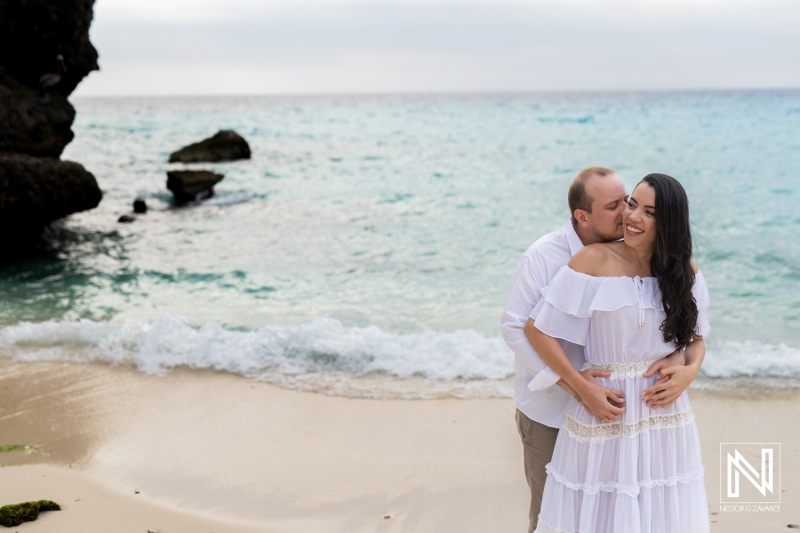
502;167;710;533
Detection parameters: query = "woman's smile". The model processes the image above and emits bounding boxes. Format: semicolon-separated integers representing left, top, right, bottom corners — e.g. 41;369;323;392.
626;223;644;236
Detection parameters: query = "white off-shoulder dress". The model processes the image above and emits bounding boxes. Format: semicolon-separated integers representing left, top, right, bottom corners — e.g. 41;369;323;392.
530;266;711;533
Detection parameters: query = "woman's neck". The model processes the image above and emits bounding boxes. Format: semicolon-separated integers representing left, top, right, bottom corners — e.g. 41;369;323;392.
610;241;654;277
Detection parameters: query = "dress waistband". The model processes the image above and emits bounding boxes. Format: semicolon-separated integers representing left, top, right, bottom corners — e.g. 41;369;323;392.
581;357;663;379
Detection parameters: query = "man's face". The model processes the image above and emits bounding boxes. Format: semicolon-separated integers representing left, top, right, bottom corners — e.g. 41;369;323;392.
584;173;628;242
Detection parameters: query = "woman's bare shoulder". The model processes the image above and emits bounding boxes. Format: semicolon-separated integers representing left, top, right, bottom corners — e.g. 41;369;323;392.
568;243;613;275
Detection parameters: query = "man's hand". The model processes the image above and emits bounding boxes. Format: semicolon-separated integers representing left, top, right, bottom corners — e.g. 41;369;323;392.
641;364;699;407
642;349;697;407
644;349;685;380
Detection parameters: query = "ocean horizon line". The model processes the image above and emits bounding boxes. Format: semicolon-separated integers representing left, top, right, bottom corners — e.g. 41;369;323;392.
70;86;800;101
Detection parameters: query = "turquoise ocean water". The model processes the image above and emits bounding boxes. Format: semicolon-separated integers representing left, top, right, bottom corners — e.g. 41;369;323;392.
1;91;798;397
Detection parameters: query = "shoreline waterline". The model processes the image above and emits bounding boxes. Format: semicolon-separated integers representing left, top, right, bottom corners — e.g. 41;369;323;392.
1;314;799;399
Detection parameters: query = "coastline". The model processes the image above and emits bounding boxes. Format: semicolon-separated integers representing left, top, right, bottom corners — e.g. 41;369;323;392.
1;358;798;532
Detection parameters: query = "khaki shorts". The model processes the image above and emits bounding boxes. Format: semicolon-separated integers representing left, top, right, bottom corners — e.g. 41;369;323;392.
515;409;559;533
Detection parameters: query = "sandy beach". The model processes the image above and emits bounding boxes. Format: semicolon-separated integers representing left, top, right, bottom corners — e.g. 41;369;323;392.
1;358;798;532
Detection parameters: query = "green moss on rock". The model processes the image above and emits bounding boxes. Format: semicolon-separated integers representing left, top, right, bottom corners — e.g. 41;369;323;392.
0;445;39;454
0;500;60;527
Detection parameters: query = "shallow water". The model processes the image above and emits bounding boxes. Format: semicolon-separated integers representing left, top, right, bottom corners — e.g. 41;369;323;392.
1;91;798;397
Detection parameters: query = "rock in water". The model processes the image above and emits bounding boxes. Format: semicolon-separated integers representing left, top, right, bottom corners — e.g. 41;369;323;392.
0;0;99;156
0;71;77;158
0;0;101;258
166;170;224;205
0;153;102;249
0;500;61;527
168;130;251;163
133;197;147;213
0;154;101;222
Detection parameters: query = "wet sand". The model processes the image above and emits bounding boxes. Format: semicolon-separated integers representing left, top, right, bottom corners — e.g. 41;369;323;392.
1;358;798;532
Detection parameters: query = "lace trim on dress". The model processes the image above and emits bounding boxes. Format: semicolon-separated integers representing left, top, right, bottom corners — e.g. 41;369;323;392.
562;411;695;443
545;463;705;497
581;358;662;379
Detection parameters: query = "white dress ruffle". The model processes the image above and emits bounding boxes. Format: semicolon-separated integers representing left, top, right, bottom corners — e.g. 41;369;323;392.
531;267;711;533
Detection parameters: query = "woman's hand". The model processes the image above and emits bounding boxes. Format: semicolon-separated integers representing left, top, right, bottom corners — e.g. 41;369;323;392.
575;378;626;422
557;379;587;410
641;364;699;407
558;368;615;409
525;318;625;422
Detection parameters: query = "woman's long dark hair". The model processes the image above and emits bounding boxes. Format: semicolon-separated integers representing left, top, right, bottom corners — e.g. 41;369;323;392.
639;173;697;347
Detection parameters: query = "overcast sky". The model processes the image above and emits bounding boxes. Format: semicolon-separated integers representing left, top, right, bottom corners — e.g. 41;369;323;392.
75;0;800;96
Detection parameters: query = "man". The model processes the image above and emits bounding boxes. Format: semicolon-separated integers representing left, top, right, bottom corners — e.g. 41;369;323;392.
501;166;703;533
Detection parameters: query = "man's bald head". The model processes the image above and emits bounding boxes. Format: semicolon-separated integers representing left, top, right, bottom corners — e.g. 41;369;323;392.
568;166;617;226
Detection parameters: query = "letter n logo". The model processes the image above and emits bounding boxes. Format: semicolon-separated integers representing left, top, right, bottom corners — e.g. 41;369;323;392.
727;448;772;497
720;443;781;504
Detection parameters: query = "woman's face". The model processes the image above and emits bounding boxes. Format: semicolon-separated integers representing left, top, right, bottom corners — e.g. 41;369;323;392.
623;183;658;251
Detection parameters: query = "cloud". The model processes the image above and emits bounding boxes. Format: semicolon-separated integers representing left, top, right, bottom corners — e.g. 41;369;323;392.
76;0;800;95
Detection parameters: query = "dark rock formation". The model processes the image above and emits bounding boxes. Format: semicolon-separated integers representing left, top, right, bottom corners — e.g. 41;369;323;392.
133;198;148;214
0;154;101;223
167;170;224;205
0;1;98;98
169;130;251;163
0;500;61;527
0;70;77;158
0;0;102;256
0;154;102;249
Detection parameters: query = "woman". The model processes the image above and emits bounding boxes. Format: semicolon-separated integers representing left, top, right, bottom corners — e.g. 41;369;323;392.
524;173;710;533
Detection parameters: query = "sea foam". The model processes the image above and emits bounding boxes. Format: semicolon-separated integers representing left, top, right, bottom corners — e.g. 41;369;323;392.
702;340;800;379
0;316;512;398
1;317;798;398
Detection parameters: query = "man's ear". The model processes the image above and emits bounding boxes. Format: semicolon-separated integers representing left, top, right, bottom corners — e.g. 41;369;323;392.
573;209;590;228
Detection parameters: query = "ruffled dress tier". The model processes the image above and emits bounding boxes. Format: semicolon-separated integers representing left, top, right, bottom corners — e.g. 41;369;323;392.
531;266;711;533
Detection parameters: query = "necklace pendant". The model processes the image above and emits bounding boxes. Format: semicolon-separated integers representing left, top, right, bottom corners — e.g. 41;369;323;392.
639;322;644;329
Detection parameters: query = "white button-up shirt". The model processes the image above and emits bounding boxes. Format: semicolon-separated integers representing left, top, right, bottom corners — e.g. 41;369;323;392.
501;220;587;428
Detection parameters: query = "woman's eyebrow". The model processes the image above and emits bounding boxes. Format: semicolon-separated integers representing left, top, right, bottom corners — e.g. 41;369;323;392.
628;196;655;209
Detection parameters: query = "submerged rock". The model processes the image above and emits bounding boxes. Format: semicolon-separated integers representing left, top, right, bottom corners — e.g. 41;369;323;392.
168;130;251;163
0;500;61;527
166;170;224;205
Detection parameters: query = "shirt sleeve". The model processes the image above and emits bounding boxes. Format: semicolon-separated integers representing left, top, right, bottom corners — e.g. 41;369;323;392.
529;266;599;347
500;253;554;377
526;366;561;392
693;271;711;337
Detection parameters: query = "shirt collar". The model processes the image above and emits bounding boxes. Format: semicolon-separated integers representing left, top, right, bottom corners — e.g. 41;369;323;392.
564;219;584;257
